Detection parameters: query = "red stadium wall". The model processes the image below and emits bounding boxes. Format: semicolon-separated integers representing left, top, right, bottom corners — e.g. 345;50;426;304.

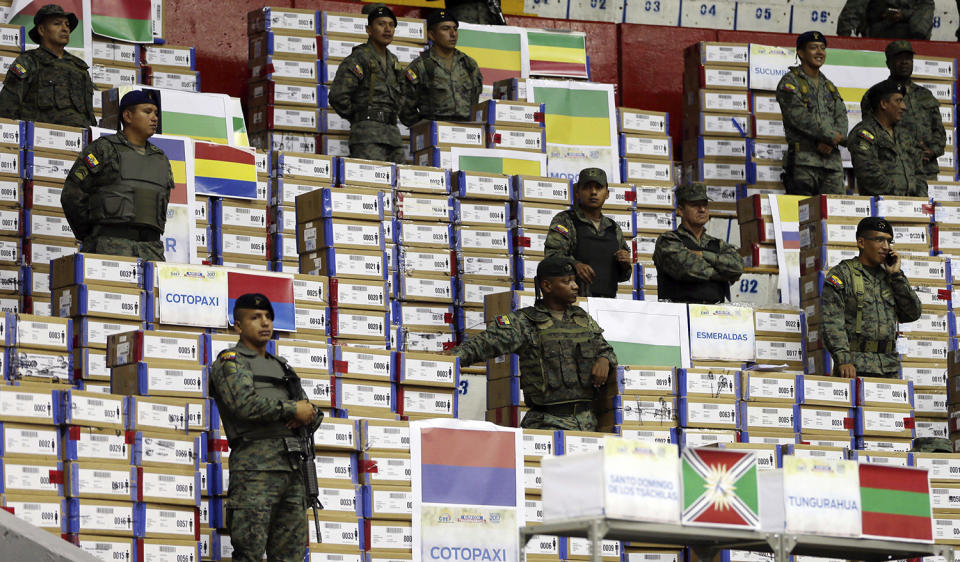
166;0;960;150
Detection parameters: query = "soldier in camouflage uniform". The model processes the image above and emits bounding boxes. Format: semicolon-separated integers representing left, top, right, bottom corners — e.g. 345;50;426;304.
329;5;405;163
209;294;323;562
653;183;743;304
544;168;631;298
862;41;945;196
821;218;921;379
452;256;617;431
776;31;848;196
913;437;953;452
837;0;935;40
0;4;96;128
399;10;483;126
438;0;505;25
849;80;921;196
61;90;174;260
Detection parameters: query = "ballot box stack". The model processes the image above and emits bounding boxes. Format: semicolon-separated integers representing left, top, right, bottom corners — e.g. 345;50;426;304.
306;417;363;560
21;121;88;316
89;44;140;103
632;180;673;302
0;119;24;314
735;193;779;278
97;327;204;559
597;364;679;443
410;120;486;170
247;7;323;154
140;44;201;93
318;9;423;159
271;151;335;273
675;365;740;449
510;174;570;297
680;42;750;218
208;189;272;271
473;99;547;156
0;23;23;83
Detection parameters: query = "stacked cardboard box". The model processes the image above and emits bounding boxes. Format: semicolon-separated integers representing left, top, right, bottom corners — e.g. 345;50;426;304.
141;44;200;92
274;151;335;273
475;99;546;155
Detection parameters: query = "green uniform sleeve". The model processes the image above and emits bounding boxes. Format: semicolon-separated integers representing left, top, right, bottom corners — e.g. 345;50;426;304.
848;126;895;195
836;0;868;35
652;231;717;282
472;66;483;107
833;86;849;142
293;375;325;433
454;314;527;366
906;0;935;39
616;229;632;282
210;356;298;423
820;267;853;366
922;90;947;156
890;272;922;323
590;318;618;370
61;141;110;241
544;213;576;260
0;54;33;121
398;60;423;127
329;54;360;121
777;74;833;143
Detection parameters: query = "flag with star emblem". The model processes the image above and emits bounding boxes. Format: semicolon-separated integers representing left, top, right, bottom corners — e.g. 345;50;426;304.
681;447;760;529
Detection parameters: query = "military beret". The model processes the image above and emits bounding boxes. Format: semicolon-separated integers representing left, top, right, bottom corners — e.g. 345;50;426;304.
866;79;906;107
29;4;78;44
234;293;275;320
367;5;397;25
796;30;826;49
119;89;159;112
676;182;711;204
856;217;894;238
427;9;458;29
361;3;388;15
885;40;914;60
536;256;576;279
577;167;607;189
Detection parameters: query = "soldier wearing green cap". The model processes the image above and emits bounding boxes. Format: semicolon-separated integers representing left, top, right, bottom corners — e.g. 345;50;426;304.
776;31;848;196
451;255;618;431
837;0;934;40
210;293;323;562
399;10;483;126
820;217;921;379
544;167;632;298
61;89;175;260
861;40;944;195
653;183;743;304
849;79;922;196
329;5;406;163
0;3;95;127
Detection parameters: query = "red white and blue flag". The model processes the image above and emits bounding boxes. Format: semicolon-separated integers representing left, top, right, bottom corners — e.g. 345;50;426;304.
420;427;518;506
227;271;295;332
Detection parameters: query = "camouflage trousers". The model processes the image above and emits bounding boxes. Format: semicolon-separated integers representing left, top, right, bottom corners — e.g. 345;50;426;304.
521;409;597;431
82;235;165;261
350;143;406;164
226;470;307;562
786;166;846;195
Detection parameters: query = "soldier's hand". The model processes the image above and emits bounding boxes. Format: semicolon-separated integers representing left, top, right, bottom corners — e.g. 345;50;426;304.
838;363;857;379
816;143;834;155
290;400;317;427
831;132;845;146
591;357;610;388
575;262;596;284
615;249;631;265
883;249;901;275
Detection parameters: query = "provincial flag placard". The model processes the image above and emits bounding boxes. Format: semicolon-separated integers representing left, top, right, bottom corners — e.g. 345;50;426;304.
91;0;153;43
859;463;933;542
227;270;295;332
149;135;188;205
682;447;760;529
420;427;517;506
194;142;257;199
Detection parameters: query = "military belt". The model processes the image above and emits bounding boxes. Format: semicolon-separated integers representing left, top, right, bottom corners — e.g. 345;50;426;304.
98;224;161;242
793;142;821;153
851;339;896;353
356;110;397;125
530;401;594;417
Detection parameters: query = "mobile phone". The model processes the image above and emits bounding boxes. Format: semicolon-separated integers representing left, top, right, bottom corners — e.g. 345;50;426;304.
885;252;897;266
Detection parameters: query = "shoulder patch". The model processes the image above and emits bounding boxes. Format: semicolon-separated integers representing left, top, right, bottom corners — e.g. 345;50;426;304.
405;67;418;83
552;224;570;235
781;82;796;92
351;64;364;79
219;350;237;362
495;315;510;327
84;153;100;169
858;129;875;142
826;274;844;289
73;167;88;181
10;63;25;77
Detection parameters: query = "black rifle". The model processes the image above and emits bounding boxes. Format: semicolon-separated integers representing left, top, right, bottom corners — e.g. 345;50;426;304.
281;370;324;544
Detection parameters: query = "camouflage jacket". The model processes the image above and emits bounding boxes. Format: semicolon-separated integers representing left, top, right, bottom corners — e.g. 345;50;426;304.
837;0;934;40
399;47;483;126
454;302;617;406
329;42;404;147
776;66;848;171
445;0;503;25
61;131;175;241
848;114;919;196
652;224;744;284
544;207;631;296
209;341;323;472
861;80;944;178
820;258;922;375
0;46;96;128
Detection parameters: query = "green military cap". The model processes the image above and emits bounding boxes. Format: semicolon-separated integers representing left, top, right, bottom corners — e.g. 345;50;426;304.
796;30;826;49
912;437;953;453
536;255;576;279
675;182;710;204
427;9;458;28
856;216;894;238
885;40;914;60
361;3;388;15
29;4;79;44
234;293;274;320
577;167;607;189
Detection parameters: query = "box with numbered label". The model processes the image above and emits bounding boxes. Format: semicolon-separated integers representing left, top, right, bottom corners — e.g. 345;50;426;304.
110;361;207;399
249;78;325;109
249;54;319;84
410;121;484;152
50;254;140;291
211;198;269;234
485;124;545;153
22;208;74;241
248;6;318;36
617;108;669;136
620;158;674;186
53;283;145;322
0;421;60;459
333;377;394;418
321;11;425;43
394;384;456;419
676;397;738;429
857;376;914;409
363;518;413;553
473;99;544;129
296;186;385;223
453;170;512;201
394;165;450;195
0;454;64;496
25;122;85;156
336;157;394;189
297;218;384;253
300;247;387;280
6;345;70;382
250;130;319;154
856;406;916;438
328;307;389;343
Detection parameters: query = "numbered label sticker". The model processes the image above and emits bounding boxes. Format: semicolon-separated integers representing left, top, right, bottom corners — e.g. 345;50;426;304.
929;4;958;43
735;3;791;33
568;0;625;23
624;0;680;25
681;1;736;29
793;3;839;32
